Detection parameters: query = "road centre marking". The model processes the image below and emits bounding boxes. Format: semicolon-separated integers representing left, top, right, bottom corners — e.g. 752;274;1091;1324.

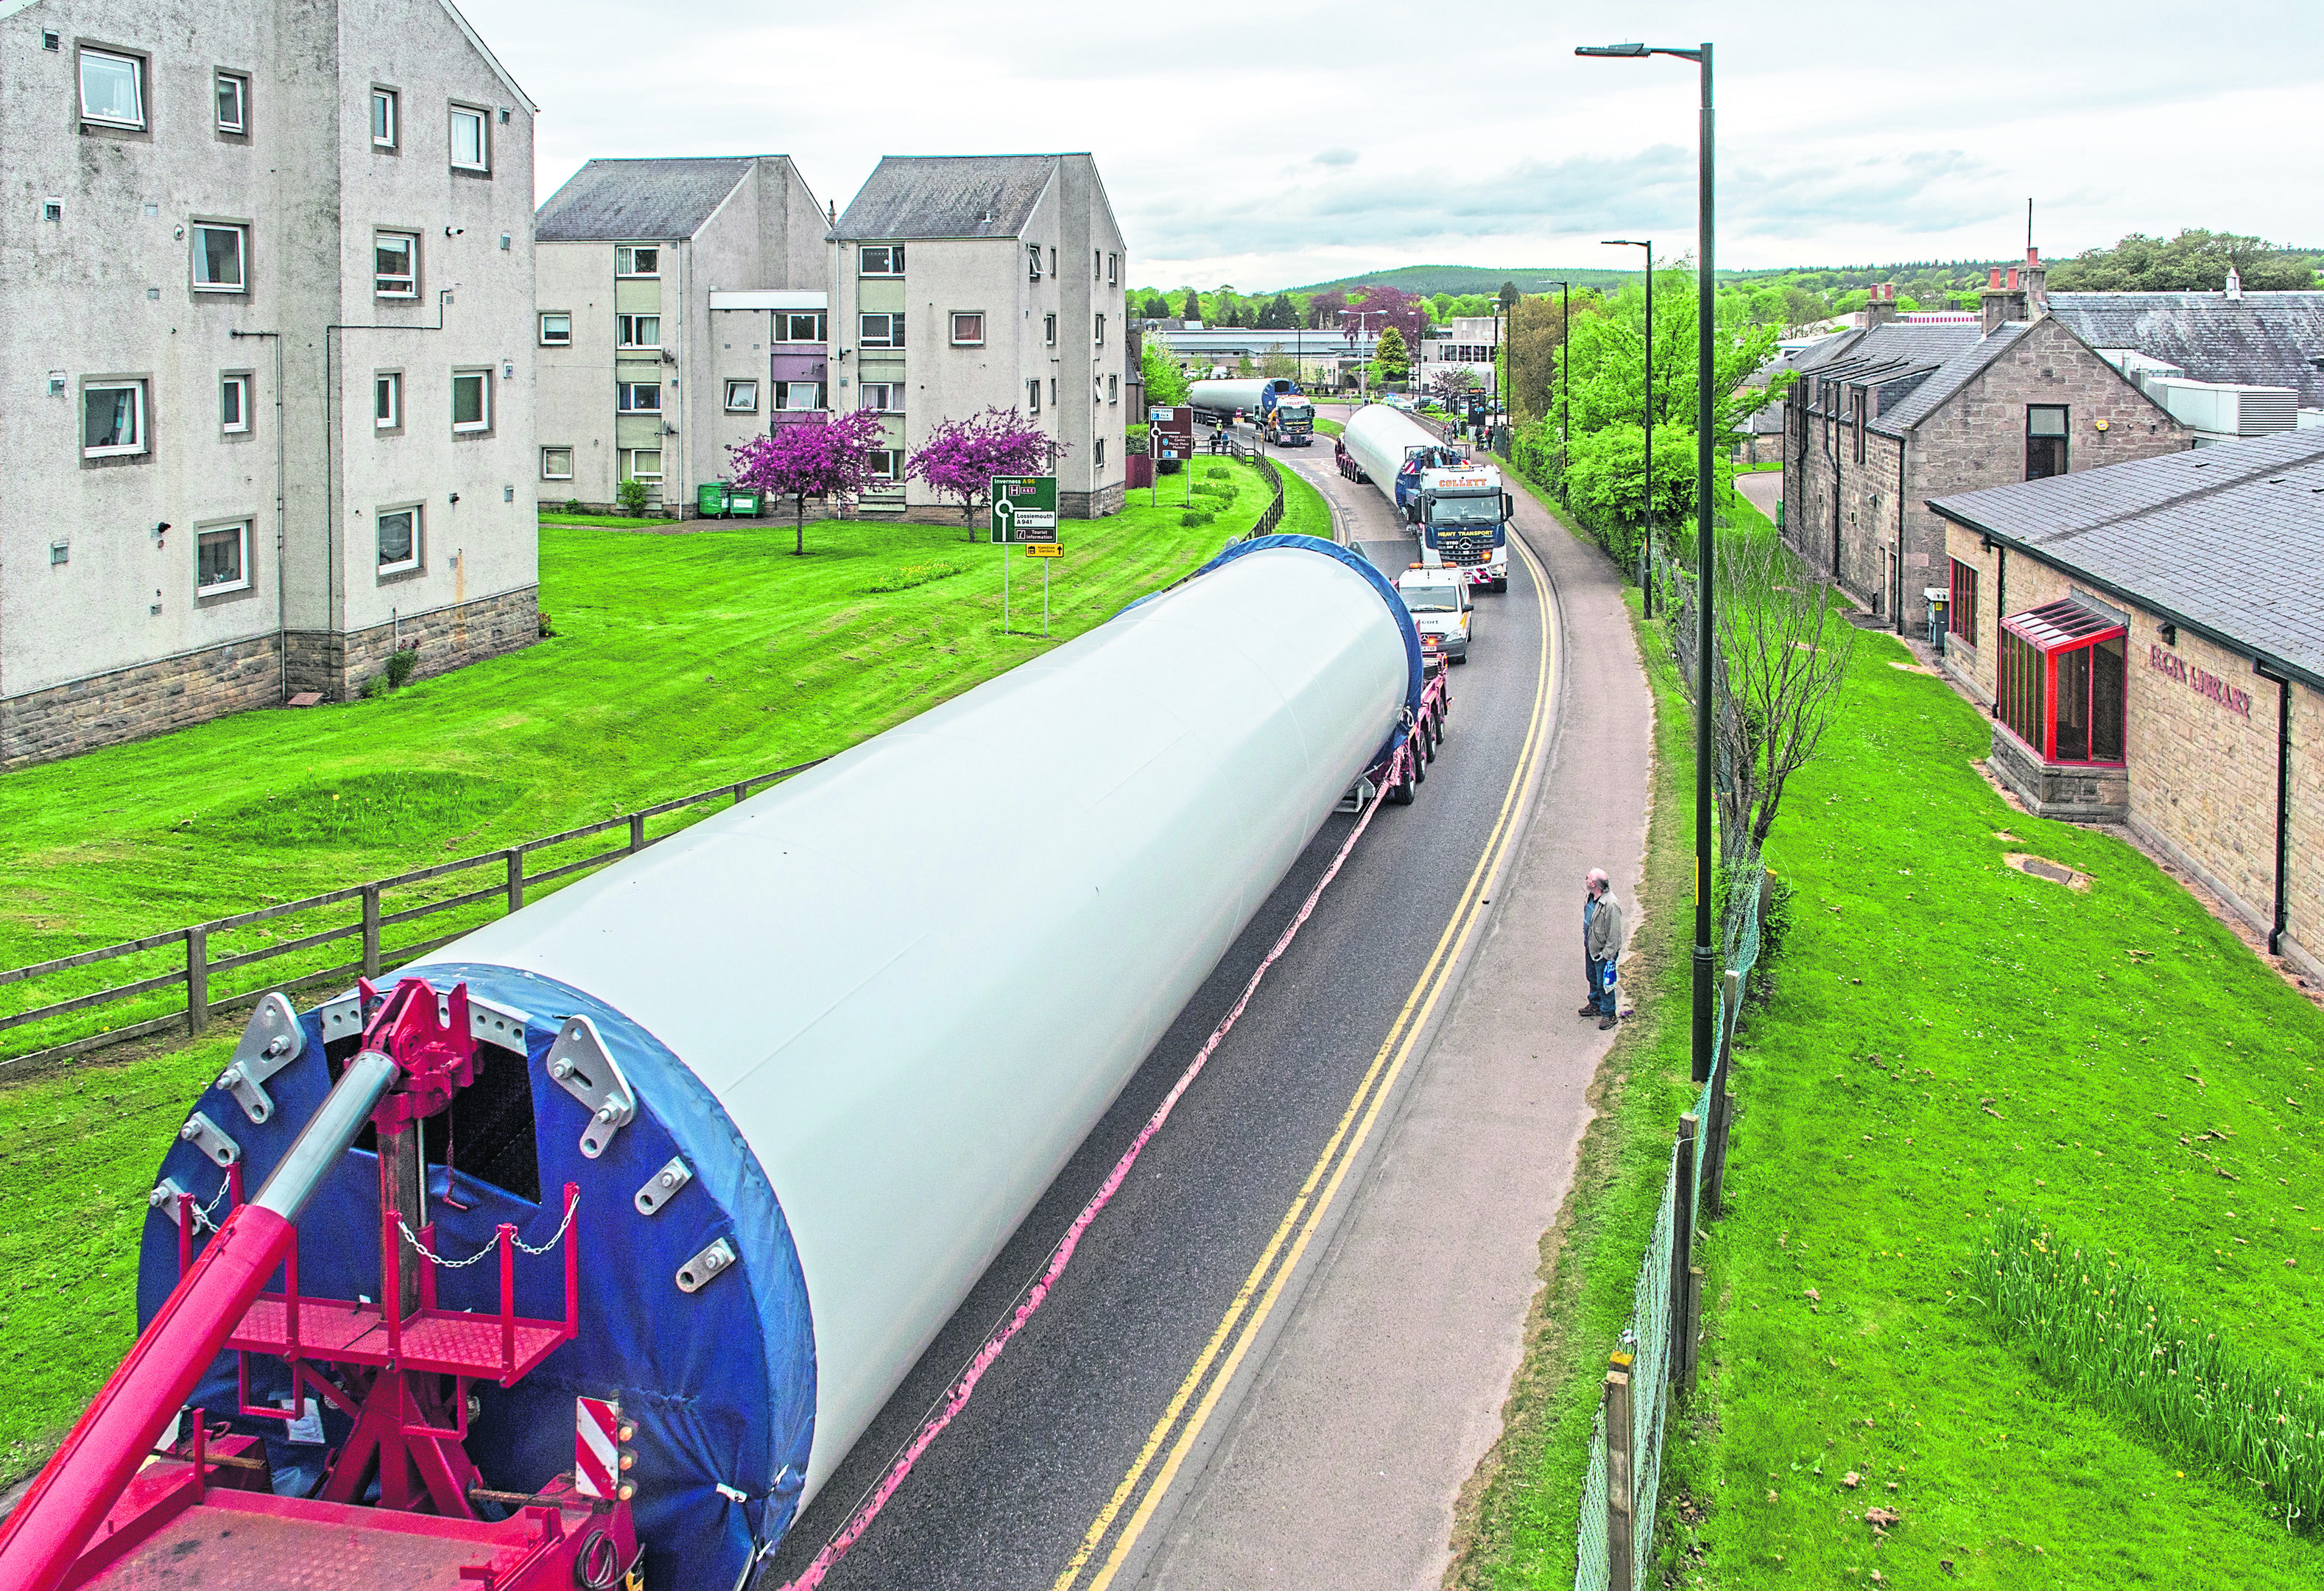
1054;524;1561;1591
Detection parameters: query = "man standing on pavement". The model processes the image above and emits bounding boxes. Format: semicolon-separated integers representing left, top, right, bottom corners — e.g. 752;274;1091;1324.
1582;868;1624;1030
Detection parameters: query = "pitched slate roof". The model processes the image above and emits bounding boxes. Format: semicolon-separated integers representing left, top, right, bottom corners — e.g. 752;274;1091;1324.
536;158;758;242
1928;427;2324;686
1871;322;2037;436
1796;320;1981;375
2046;292;2324;407
832;155;1063;242
1739;336;1845;432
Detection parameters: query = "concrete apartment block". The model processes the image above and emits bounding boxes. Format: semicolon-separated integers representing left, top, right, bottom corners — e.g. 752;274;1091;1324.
830;155;1129;521
0;0;541;765
533;156;828;516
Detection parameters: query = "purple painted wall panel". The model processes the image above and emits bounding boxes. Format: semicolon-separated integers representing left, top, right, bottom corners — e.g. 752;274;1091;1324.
771;353;828;381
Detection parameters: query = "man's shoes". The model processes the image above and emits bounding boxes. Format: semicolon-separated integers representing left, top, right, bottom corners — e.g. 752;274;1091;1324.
1578;1003;1602;1018
1598;1013;1618;1030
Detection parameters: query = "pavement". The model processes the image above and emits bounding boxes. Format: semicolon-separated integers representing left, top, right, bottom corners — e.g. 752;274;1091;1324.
761;419;1655;1591
1733;466;1782;519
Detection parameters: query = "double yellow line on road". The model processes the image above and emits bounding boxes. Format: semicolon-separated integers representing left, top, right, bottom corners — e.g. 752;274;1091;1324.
1052;526;1560;1591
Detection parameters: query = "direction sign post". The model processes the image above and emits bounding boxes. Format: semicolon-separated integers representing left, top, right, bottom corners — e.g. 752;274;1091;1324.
990;475;1058;636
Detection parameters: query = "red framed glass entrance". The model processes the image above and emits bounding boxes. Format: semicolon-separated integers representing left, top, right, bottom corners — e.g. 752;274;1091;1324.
1996;597;2127;765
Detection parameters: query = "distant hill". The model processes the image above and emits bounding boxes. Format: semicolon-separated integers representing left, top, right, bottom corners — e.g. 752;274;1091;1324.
1277;264;1637;297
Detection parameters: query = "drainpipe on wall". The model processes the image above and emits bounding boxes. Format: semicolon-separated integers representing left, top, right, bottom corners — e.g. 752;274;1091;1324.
2257;664;2292;955
228;328;286;697
1991;544;2006;717
1895;434;1907;636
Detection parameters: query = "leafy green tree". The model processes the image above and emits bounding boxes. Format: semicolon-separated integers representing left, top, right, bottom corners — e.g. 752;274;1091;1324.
1375;325;1409;382
1180;287;1203;321
1140;336;1191;407
2049;228;2319;291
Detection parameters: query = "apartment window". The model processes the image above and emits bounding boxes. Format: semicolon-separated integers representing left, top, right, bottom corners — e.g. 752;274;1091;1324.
197;521;250;594
1109;373;1119;404
1852;389;1867;463
2027;405;2068;480
79;48;144;129
192;223;247;292
374;231;417;298
370;88;398;149
1096;438;1106;467
451;368;491;432
1948;558;1979;645
950;312;985;346
859;245;904;276
538;312;571;345
1044;313;1057;347
215;71;247;134
1094;313;1105;346
1108;252;1117;284
1094;250;1102;280
780;311;824;342
623;449;663;482
616;382;661;413
725;380;759;412
82;381;146;457
1049;248;1057;277
615;245;659;277
378;506;420;573
781;382;823;411
859;313;904;348
1027;379;1040;414
374;370;402;430
449;104;487;172
618;314;660;348
1049;378;1057;407
541;446;573;480
866;449;901;482
220;373;251;434
859;383;901;412
1028;244;1043;281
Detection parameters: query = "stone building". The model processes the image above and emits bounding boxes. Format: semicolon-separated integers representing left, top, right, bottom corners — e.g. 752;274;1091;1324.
0;0;542;765
1929;429;2324;982
533;157;829;516
828;155;1129;520
1781;256;2190;633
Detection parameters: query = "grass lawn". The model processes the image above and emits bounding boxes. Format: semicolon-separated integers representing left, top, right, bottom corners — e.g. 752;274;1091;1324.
0;457;1306;1487
536;512;682;530
1314;417;1345;438
1454;491;2324;1587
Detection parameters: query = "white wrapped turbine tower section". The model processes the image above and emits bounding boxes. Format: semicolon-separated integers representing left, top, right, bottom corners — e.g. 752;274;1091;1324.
136;535;1422;1589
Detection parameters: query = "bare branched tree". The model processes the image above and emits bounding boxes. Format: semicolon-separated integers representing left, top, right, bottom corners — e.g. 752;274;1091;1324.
1708;530;1856;955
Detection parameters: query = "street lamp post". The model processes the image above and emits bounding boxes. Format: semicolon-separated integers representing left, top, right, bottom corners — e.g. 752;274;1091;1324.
1580;38;1715;1087
1602;239;1653;619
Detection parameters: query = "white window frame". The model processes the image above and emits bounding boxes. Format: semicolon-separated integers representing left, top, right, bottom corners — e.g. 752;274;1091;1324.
1109;373;1119;404
215;71;247;134
781;382;823;412
374;231;417;298
616;382;661;414
1108;252;1118;285
725;379;759;412
538;312;571;345
448;103;488;172
859;244;905;276
866;448;901;482
1045;313;1057;347
220;373;252;434
451;368;491;433
196;521;250;594
1027;379;1040;414
615;245;659;278
192;222;247;292
1094;312;1105;347
377;505;420;575
950;312;985;347
1028;244;1043;281
78;48;144;130
82;380;147;458
375;370;402;430
624;449;663;482
779;311;823;343
541;446;574;480
370;87;398;149
859;383;901;413
859;313;903;348
617;314;660;349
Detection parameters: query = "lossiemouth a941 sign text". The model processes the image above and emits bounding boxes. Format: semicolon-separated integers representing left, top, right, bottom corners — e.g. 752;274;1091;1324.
2147;642;2252;719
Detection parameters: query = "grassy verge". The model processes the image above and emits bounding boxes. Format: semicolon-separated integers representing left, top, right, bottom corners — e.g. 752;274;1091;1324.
1314;418;1345;438
536;512;679;530
1665;634;2324;1587
1448;527;1703;1586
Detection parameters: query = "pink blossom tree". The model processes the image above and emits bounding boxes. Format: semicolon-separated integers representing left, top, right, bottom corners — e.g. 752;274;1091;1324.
728;409;889;555
907;408;1067;539
1341;284;1428;355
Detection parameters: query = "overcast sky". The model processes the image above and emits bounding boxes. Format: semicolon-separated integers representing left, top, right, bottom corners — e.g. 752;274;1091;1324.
463;0;2322;290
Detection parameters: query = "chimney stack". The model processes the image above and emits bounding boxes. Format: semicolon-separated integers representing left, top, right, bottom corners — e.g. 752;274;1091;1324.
1981;260;2029;336
2022;246;2048;318
1865;281;1900;328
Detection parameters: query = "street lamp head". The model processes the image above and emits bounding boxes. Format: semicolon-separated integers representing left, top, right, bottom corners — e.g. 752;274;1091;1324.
1602;239;1649;250
1575;42;1650;56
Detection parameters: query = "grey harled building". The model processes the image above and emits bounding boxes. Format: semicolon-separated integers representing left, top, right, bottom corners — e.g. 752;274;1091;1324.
534;156;828;516
829;155;1129;519
0;0;543;765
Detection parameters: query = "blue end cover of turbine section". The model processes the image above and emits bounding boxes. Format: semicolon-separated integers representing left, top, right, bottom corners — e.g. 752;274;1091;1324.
1121;533;1426;721
136;966;816;1591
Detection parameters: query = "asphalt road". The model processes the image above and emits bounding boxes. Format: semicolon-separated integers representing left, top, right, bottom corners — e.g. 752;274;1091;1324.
761;415;1651;1591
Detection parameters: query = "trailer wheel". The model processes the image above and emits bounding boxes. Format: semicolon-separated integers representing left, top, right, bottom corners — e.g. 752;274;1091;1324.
1388;756;1417;805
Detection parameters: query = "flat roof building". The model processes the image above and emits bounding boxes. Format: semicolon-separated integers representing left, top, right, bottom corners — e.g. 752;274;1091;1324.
1930;427;2324;981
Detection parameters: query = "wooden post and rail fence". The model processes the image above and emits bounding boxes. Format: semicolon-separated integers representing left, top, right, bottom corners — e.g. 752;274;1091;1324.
0;758;826;1072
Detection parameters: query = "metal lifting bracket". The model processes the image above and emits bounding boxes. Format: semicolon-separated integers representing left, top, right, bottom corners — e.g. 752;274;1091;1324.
318;983;532;1050
178;1111;242;1167
216;993;306;1125
546;1016;635;1159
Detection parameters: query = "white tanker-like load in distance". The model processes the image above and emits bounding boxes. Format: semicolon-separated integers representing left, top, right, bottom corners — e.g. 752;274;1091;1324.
0;537;1450;1591
1189;376;1315;446
1337;404;1515;592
